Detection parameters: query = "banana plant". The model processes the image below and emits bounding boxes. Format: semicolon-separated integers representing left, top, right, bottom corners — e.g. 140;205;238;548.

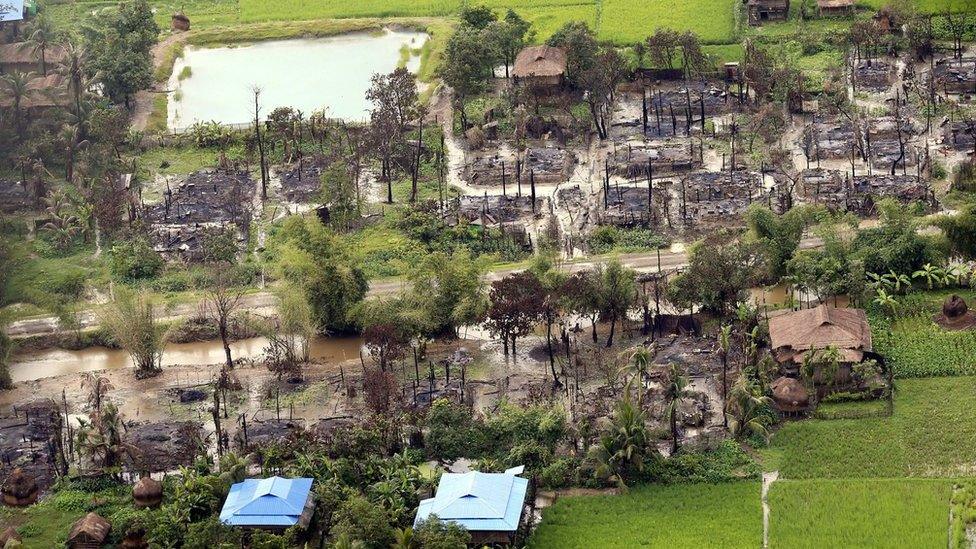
912;263;946;290
873;288;898;317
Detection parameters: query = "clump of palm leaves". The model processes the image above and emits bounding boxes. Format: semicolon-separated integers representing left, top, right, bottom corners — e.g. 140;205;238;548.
588;388;652;489
726;377;773;443
41;188;84;251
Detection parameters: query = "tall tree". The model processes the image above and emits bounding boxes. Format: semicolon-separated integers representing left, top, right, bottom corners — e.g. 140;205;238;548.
367;68;419;203
600;260;637;347
663;362;689;455
84;0;158;107
484;271;545;356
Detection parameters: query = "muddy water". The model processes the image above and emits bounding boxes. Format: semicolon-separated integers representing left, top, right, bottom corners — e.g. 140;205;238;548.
168;29;428;130
9;336;364;383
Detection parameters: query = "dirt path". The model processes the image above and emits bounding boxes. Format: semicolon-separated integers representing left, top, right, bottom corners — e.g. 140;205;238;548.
762;470;780;549
130;32;187;131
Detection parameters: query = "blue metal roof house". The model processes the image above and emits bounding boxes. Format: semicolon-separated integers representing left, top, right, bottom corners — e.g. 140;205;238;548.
0;1;25;23
219;476;315;530
414;467;528;545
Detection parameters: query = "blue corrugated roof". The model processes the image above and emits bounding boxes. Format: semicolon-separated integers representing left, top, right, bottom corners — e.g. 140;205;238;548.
0;1;24;23
220;476;314;527
414;471;528;532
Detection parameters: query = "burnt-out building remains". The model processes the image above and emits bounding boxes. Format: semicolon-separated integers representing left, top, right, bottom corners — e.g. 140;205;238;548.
463;147;575;187
601;183;668;228
612;86;737;139
609;139;700;178
144;169;254;262
680;171;772;225
279;155;329;204
854;60;895;92
930;57;976;98
851;174;933;213
802;120;857;161
456;194;540;225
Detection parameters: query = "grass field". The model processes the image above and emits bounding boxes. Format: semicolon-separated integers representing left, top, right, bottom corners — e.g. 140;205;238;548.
527;482;762;548
599;0;738;44
768;479;952;549
770;377;976;479
871;290;976;378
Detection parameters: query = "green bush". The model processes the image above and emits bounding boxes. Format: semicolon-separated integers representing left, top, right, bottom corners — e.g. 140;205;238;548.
539;457;579;489
587;226;668;255
109;237;164;281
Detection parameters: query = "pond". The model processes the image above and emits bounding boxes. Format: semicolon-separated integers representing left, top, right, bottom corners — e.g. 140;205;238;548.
167;29;428;130
9;335;364;382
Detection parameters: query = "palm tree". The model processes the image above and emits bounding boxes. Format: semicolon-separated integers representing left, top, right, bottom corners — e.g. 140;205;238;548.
393;528;418;549
873;288;898;317
913;263;946;290
41;189;81;250
619;346;652;403
718;324;732;429
2;71;37;142
588;390;649;489
26;16;55;76
663;362;690;455
726;377;772;442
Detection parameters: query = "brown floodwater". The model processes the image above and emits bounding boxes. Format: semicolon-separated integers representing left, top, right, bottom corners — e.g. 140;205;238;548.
9;336;364;382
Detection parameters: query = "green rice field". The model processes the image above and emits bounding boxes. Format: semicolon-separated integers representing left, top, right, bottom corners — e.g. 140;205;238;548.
768;479;952;549
770;377;976;479
527;482;762;548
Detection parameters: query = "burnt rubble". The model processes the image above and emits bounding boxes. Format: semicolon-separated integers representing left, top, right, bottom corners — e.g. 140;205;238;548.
930;57;976;97
609;139;699;178
802;120;856;160
943;120;976;152
680;171;771;224
854;60;895;91
612;85;737;139
279;155;329;204
125;421;204;473
0;400;64;494
601;183;666;228
463;147;574;187
0;180;31;213
456;194;539;224
144;169;254;262
851;174;933;212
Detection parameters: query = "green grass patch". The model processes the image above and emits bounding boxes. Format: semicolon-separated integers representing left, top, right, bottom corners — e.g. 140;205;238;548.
871;290;976;378
772;377;976;479
768;478;952;549
599;0;737;44
528;482;761;548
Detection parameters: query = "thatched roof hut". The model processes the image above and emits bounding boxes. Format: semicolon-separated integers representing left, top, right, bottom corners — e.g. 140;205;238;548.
769;305;872;365
933;294;976;330
67;513;111;549
0;526;22;546
771;377;809;412
171;12;190;31
132;477;163;508
1;468;38;507
513;45;566;87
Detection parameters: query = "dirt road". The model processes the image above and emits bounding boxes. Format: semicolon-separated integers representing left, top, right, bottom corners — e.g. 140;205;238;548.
5;237;825;340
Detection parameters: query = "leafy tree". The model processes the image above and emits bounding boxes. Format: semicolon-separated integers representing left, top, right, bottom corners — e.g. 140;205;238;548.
413;516;471;548
459;4;496;28
565;269;603;343
440;25;497;131
321;161;360;230
367;68;419;203
745;204;822;280
484;271;545;355
84;0;159;106
668;239;762;316
937;204;976;261
331;494;396;549
408;250;486;337
547;21;598;86
599;260;637;347
852;199;942;275
489;10;533;78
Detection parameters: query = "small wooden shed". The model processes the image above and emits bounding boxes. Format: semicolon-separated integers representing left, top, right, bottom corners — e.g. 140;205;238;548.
67;513;111;549
1;469;38;507
747;0;790;25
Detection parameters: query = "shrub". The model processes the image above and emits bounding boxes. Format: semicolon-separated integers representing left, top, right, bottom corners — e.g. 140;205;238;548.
109;237;164;281
330;495;395;549
587;226;667;254
539;457;579;489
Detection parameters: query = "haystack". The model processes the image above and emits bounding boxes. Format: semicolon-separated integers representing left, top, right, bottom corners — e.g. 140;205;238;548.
0;527;21;546
933;294;976;330
770;377;809;412
67;513;111;549
1;469;38;507
132;477;163;508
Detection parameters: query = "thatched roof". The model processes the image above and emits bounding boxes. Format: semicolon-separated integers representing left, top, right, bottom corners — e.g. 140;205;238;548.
513;45;566;78
770;377;809;412
132;477;163;508
817;0;853;7
0;73;69;109
2;468;37;500
67;513;111;546
769;305;872;361
0;42;67;65
933;294;976;330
